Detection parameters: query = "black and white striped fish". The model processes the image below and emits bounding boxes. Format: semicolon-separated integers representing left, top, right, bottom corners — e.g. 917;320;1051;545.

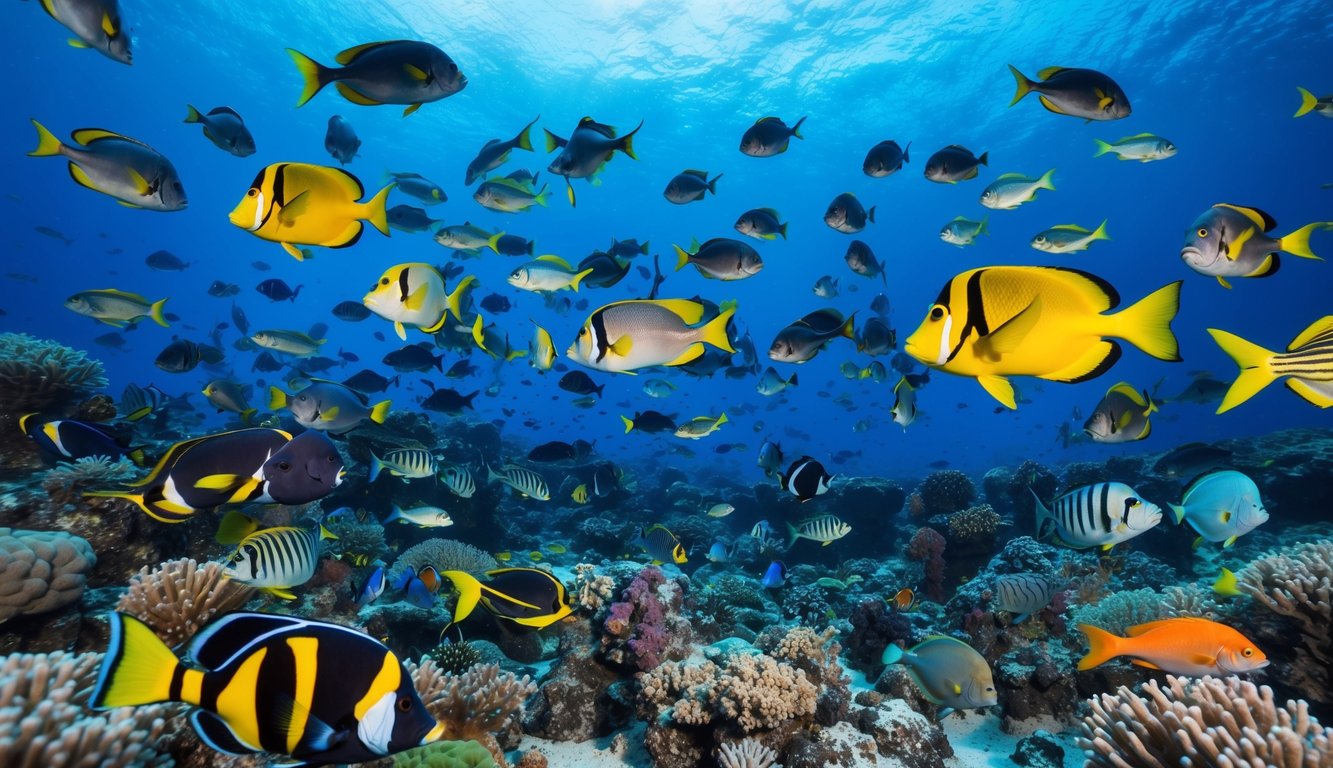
781;455;833;501
994;573;1057;624
486;463;550;500
369;447;437;482
1030;482;1162;550
786;515;851;546
442;465;475;498
221;517;335;599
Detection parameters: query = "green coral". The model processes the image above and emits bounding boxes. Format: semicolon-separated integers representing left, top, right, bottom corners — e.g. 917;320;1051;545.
393;740;498;768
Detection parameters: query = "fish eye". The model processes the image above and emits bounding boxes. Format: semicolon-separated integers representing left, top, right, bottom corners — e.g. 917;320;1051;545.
246;189;258;197
1197;228;1208;238
278;461;291;471
929;306;945;321
297;395;307;401
1128;498;1141;507
1243;647;1254;657
328;455;338;463
396;696;413;713
380;278;390;285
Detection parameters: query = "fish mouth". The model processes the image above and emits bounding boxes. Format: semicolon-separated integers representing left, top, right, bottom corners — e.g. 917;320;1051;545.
1180;246;1214;268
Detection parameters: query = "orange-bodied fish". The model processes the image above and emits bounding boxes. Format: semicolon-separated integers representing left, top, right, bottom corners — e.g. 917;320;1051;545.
1077;617;1268;676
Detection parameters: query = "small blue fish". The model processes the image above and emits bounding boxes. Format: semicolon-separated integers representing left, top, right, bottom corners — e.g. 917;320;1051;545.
706;539;731;564
357;566;386;606
761;560;787;589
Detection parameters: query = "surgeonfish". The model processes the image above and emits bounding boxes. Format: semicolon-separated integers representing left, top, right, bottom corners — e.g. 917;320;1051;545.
882;636;997;719
287;41;466;116
228;162;393;259
269;379;390;434
1294;87;1333;118
734;208;788;240
545;116;642;206
1181;203;1331;288
465;116;539;184
844;240;886;284
1083;382;1157;443
486;463;550;500
35;0;131;63
1093;133;1176;162
368;448;437;482
1031;220;1109;253
1076;617;1268;676
85;429;344;523
786;515;851;546
824;192;875;234
663;169;722;204
782;456;833;502
324;115;361;165
769;308;856;364
1208;316;1333;413
202;380;257;423
358;566;387;606
621;410;678;434
91;611;443;761
904;266;1183;409
757;440;784;479
439;567;572;629
756;367;798;396
362;263;476;340
673;238;764;280
1030;482;1163;550
993;574;1056;624
389;172;447;205
474;176;548;212
566;299;736;374
863;140;910;177
1007;65;1131;120
706;503;735;518
386;204;440;233
739;116;806;157
18;415;142;465
1170;470;1269;548
980;169;1055;210
632;524;687;565
923;145;987;184
65;289;168;328
434;222;501;252
760;560;788;588
183;105;255;157
29;121;186;210
218;512;335;599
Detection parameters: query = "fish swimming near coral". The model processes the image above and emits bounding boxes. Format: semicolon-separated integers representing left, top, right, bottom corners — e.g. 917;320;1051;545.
1076;617;1268;676
882;635;997;719
993;573;1057;624
439;567;572;629
1169;470;1269;548
1030;482;1162;550
217;511;336;599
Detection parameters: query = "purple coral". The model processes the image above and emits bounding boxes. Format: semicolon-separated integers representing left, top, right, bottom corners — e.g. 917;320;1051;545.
907;527;947;602
603;565;676;671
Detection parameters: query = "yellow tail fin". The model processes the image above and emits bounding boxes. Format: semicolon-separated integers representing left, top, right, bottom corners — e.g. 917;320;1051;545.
1114;281;1182;361
698;306;737;353
184;104;203;124
1092;139;1113;158
28;119;63;157
447;275;477;322
1294;86;1318;117
439;570;483;625
621;415;634;434
673;244;691;272
370;400;391;424
569;268;594;292
286;48;331;108
1207;328;1276;414
149;298;169;328
89;613;189;709
1007;65;1032;107
1091;219;1110;241
1076;624;1124;671
1277;222;1332;260
364;184;394;236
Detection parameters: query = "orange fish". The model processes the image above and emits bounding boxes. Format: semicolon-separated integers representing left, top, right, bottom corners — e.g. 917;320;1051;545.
1077;617;1268;676
417;565;441;593
889;587;917;611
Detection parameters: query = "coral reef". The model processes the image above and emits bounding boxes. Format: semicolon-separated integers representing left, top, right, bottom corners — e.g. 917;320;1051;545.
572;562;614;612
0;650;176;767
409;659;537;767
0;333;108;418
917;469;976;515
946;503;1000;547
845;599;912;672
430;640;483;675
42;456;137;495
0;527;95;624
393;740;498;768
1067;588;1169;636
115;558;255;648
639;645;818;733
324;513;389;566
717;737;780;768
1238;538;1332;702
906;527;946;602
392;538;498;581
602;565;690;672
1079;675;1333;767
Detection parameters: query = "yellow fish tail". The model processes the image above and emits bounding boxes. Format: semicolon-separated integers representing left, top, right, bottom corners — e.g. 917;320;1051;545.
1091;219;1110;242
364;184;394;236
1207;328;1276;414
1007;65;1033;107
447;275;478;323
699;306;737;354
89;613;194;709
149;298;170;328
28;119;63;157
1294;86;1318;118
1113;281;1181;362
1076;624;1125;671
183;104;204;124
1276;222;1332;260
1092;138;1114;158
287;48;333;108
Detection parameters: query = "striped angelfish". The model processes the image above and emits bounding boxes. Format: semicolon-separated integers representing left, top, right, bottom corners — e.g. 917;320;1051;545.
442;465;476;498
1030;482;1162;550
222;520;334;599
369;447;437;482
993;574;1057;624
487;463;550;500
786;515;852;547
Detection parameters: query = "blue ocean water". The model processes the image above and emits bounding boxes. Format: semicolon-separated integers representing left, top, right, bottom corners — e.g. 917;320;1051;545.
2;0;1330;478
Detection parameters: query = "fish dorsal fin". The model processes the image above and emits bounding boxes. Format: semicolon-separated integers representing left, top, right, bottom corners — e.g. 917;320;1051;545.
577;117;617;137
194;473;242;491
684;169;708;180
1125;617;1205;636
995;172;1028;181
485;176;533;192
534;254;574;269
1122;132;1157;140
1036;66;1068;80
187;612;307;668
1038;266;1120;311
758;207;781;218
208;106;243;119
1050;224;1091;233
216;510;261;545
1289;316;1333;350
1215;203;1277;232
756;116;782;124
647;299;706;324
1108;382;1146;406
983;298;1043;355
71;128;148;149
336;41;398;65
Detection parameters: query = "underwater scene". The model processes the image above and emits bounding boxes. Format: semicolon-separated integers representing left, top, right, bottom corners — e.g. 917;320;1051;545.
2;0;1332;766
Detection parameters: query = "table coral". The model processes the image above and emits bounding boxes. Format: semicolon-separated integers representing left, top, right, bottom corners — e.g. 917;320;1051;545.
0;527;95;624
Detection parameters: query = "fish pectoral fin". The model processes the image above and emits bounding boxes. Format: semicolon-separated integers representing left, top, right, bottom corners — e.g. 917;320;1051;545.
1037;95;1067;115
277;191;311;226
981;298;1042;357
1190;653;1217;667
1129;659;1162;670
403;63;429;81
1216;276;1232;289
273;692;339;753
976;375;1017;410
263;587;299;600
1223;535;1238;548
1225;227;1255;261
127;168;150;196
226;477;263;504
195;474;241;490
403;284;430;312
335;82;382;106
320;406;340;421
393;321;407;341
281;242;306;260
68;163;103;192
609;336;633;357
403;103;422;117
101;11;118;35
68;37;90;48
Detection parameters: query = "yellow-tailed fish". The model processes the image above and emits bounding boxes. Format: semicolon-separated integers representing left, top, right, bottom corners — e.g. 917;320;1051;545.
363;264;475;341
36;0;131;64
1208;316;1333;413
440;568;572;629
288;41;466;116
1213;567;1243;597
229;162;392;259
567;299;736;374
65;289;168;328
29;121;186;211
1181;204;1331;288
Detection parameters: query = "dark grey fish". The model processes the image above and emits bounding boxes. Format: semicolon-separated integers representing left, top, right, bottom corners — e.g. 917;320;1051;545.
1169;376;1228;405
207;280;240;297
251;351;284;372
231;303;250;335
479;293;511;314
734;208;787;240
739;116;806;157
145;249;189;271
465;116;538;184
844;240;886;284
290;41;466;116
183;105;255;157
34;226;73;245
769;309;855;364
663;169;722;204
390;172;446;205
824;193;874;234
673;238;763;280
559;370;604;396
1152;443;1232;479
332;300;372;322
924;145;988;183
382;343;443;373
155;338;200;373
608;238;649;258
386;204;440;233
324;115;361;165
857;317;895;355
342;368;398;393
420;383;477;414
494;234;534;256
863;140;910;177
257;279;301;302
1009;65;1131;121
577;252;631;288
545;117;641;206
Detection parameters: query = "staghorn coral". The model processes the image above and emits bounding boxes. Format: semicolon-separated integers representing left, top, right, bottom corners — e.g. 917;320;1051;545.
0;333;109;416
0;527;95;624
409;659;537;768
393;739;498;768
115;558;255;648
1239;539;1332;698
393;538;498;582
572;562;614;612
640;651;818;733
1079;675;1332;767
717;737;780;768
918;469;976;515
0;650;176;768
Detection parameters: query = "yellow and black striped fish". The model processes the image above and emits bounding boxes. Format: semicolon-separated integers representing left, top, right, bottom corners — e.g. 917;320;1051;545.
1208;316;1333;413
227;162;392;260
486;463;550;500
91;611;444;763
786;514;852;546
217;511;337;599
993;574;1057;624
632;524;687;565
440;567;572;630
368;447;436;482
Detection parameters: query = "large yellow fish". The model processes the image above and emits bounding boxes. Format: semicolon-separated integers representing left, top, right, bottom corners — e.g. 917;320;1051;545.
904;266;1182;409
228;162;392;259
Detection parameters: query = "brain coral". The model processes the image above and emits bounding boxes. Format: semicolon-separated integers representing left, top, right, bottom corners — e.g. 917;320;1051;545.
0;527;96;624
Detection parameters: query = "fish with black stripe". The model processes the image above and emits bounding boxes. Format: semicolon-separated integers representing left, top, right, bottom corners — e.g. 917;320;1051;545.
631;524;687;565
486;463;550;500
438;567;572;630
90;611;444;763
782;456;833;502
18;414;144;465
786;514;851;546
217;511;336;600
993;574;1057;624
368;447;437;482
1208;316;1333;413
1029;482;1162;550
85;429;344;523
227;162;393;260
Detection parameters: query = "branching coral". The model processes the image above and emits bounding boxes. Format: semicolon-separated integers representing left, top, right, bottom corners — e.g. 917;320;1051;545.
393;538;498;581
0;650;176;767
918;469;976;515
115;558;255;648
408;659;536;768
1238;539;1332;697
572;562;614;612
0;333;108;415
640;652;818;733
1079;675;1332;767
0;527;96;624
717;737;780;768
